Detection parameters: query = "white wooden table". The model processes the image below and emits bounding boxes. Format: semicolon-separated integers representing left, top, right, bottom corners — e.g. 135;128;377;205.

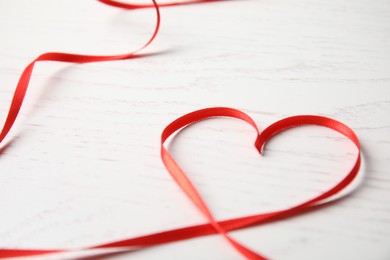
0;0;389;259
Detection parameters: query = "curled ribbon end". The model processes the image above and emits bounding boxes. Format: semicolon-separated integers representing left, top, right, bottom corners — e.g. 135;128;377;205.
255;135;264;155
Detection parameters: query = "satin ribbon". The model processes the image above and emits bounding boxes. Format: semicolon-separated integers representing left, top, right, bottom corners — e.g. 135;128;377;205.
0;0;161;145
98;0;223;9
0;1;362;259
0;107;361;259
160;107;361;259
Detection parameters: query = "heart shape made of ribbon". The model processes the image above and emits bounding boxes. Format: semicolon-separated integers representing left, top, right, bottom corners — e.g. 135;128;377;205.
0;107;361;259
159;107;362;259
0;0;362;257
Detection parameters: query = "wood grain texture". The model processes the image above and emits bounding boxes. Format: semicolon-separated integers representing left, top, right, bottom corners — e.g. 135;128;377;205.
0;0;389;259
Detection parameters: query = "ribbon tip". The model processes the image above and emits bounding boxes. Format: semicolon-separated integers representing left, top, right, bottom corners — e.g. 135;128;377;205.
255;136;263;155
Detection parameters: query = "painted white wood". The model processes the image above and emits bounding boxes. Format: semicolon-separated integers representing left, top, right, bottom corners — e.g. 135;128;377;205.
0;0;389;259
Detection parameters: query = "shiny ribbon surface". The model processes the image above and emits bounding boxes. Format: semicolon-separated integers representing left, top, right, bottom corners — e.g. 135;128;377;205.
0;1;362;259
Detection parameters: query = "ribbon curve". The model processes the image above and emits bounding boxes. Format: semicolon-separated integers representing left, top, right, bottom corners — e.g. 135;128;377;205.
0;0;160;145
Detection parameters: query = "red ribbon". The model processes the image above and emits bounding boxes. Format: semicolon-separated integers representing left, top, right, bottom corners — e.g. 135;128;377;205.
160;107;361;259
0;1;362;259
0;107;362;259
98;0;223;9
0;0;161;145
